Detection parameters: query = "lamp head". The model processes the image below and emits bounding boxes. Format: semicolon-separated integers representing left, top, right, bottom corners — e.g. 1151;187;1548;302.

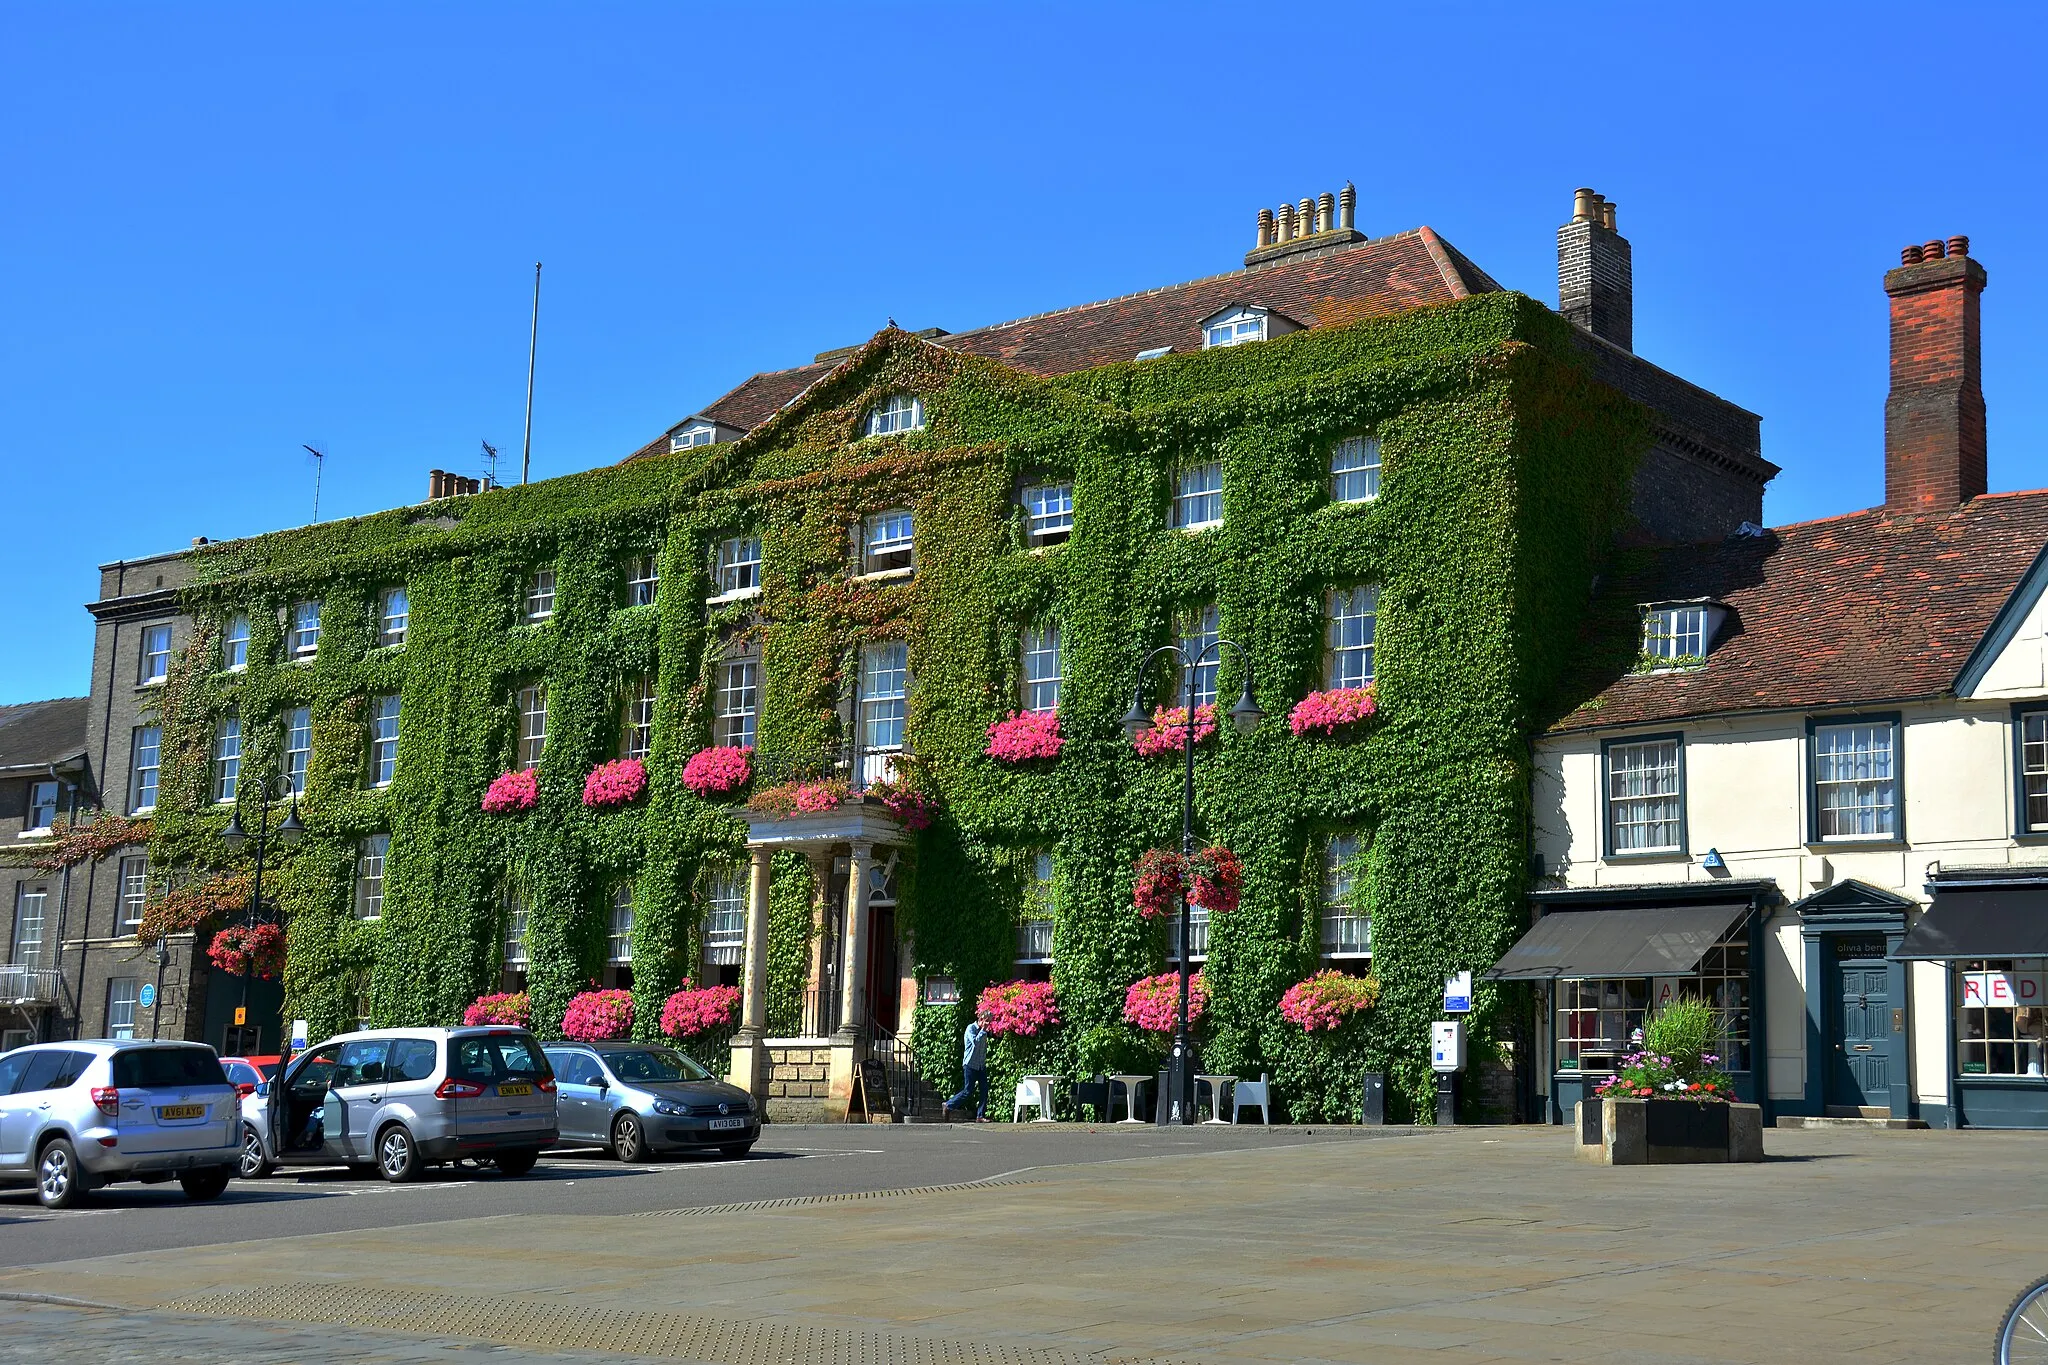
1121;697;1152;742
276;802;306;846
1228;681;1263;736
220;810;248;850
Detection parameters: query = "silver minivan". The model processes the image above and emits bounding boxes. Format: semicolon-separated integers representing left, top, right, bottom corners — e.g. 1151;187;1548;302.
240;1026;556;1182
0;1040;241;1208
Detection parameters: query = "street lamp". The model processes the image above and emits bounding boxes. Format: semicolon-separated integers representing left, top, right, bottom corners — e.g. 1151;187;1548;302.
1125;639;1262;1125
220;773;302;1053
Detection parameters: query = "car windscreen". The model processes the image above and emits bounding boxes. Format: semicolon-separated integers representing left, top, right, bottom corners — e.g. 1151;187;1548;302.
111;1047;229;1089
450;1034;553;1083
602;1048;709;1083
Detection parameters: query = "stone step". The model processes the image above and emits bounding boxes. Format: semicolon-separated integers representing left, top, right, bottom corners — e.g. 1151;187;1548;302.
1774;1114;1930;1130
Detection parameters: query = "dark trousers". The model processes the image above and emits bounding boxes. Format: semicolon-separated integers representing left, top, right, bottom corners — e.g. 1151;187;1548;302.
947;1065;989;1117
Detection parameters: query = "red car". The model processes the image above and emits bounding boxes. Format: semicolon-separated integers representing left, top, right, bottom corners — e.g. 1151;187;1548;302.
219;1055;281;1097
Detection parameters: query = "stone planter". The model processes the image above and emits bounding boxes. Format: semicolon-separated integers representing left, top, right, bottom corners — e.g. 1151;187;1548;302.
1573;1097;1763;1164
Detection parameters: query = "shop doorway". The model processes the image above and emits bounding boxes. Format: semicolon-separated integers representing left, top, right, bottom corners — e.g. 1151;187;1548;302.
1827;935;1891;1114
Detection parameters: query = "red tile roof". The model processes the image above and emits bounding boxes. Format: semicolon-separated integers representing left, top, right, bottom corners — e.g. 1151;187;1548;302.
1549;490;2048;733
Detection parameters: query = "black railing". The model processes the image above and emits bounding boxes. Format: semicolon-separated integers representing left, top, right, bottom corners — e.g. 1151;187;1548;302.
748;741;909;794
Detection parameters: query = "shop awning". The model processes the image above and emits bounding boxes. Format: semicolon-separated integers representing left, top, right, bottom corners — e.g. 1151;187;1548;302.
1893;885;2048;960
1487;902;1752;981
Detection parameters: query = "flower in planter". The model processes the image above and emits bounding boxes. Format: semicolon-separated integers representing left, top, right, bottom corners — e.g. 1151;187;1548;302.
977;979;1059;1038
1131;704;1217;758
1123;972;1207;1034
659;981;741;1039
463;991;530;1027
682;745;753;798
207;922;286;980
481;768;539;814
1131;848;1185;921
746;779;851;818
870;778;937;830
985;711;1063;763
582;758;648;810
1278;970;1381;1033
1592;999;1735;1103
1131;845;1241;919
1288;685;1378;739
561;988;635;1041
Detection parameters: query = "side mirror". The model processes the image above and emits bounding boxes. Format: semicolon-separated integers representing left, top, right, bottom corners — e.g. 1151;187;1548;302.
596;1078;609;1092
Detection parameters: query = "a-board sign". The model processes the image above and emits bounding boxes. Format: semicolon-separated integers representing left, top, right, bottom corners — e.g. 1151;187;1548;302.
857;1058;893;1115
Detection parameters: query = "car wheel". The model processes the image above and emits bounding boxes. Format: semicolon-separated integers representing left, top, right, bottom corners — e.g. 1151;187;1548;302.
376;1124;422;1183
238;1125;273;1180
179;1166;232;1201
610;1112;648;1163
37;1138;89;1209
716;1142;755;1160
492;1148;538;1177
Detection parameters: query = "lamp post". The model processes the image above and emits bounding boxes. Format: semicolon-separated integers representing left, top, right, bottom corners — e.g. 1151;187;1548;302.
220;773;303;1053
1123;641;1262;1125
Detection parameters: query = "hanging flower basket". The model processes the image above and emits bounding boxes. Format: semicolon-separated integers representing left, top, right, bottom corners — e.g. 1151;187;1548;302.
870;778;937;830
1131;704;1218;758
583;758;648;810
207;922;286;981
1279;970;1381;1033
985;711;1063;763
1132;848;1185;921
481;768;539;814
561;988;635;1041
660;981;742;1039
746;779;850;818
1123;972;1207;1034
1131;845;1242;920
463;991;531;1027
977;979;1060;1038
1288;685;1378;739
682;745;753;798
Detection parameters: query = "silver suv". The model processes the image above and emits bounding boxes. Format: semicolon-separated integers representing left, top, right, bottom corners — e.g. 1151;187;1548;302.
0;1040;241;1208
240;1026;556;1183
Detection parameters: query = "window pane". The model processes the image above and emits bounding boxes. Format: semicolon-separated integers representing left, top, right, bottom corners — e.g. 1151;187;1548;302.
1814;723;1896;839
1023;483;1074;541
140;624;172;684
1954;958;2048;1077
2022;712;2048;834
627;555;660;607
1325;586;1378;689
224;615;250;670
608;885;634;964
12;886;48;968
131;726;162;812
1321;833;1371;956
1023;623;1061;713
861;643;908;753
1178;606;1220;707
379;588;409;647
517;685;545;771
865;510;915;559
1642;607;1708;660
705;867;746;966
865;393;924;436
717;659;759;748
283;707;312;797
106;978;139;1040
622;676;656;760
1330;436;1382;503
1172;462;1222;529
291;601;321;658
372;695;401;786
119;855;148;927
718;535;762;594
27;781;58;831
502;885;529;969
525;570;556;622
1607;739;1683;852
1555;977;1648;1073
354;835;389;919
214;717;241;802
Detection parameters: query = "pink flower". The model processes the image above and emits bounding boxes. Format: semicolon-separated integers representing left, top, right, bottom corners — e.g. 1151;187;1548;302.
1132;846;1242;919
870;779;937;831
985;711;1063;763
561;989;635;1041
1278;970;1381;1033
1123;973;1207;1034
463;991;530;1027
659;982;741;1039
582;758;648;810
977;979;1060;1038
682;745;753;798
481;768;539;814
1131;704;1218;758
745;779;850;818
1288;685;1378;739
793;782;841;813
207;923;286;981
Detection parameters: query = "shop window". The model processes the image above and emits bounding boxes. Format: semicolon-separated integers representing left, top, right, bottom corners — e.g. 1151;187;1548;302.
1325;586;1377;689
1555;978;1649;1075
1682;932;1753;1073
1171;462;1222;530
703;867;746;967
2018;708;2048;835
1177;605;1220;707
1321;833;1371;958
1604;736;1684;854
1022;482;1074;546
1811;718;1899;841
1022;622;1061;713
1955;959;2048;1077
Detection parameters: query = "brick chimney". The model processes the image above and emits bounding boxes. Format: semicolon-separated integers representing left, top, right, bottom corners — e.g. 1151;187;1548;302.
1884;236;1987;515
1557;187;1632;351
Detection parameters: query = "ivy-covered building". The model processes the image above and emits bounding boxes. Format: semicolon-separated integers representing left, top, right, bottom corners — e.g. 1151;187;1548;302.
87;187;1773;1121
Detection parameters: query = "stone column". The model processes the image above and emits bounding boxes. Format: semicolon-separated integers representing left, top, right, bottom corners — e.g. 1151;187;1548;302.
728;845;774;1101
827;841;874;1112
803;851;837;1036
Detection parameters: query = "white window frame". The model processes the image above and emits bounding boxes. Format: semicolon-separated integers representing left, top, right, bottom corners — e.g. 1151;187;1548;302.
290;601;322;660
2022;708;2048;836
1022;622;1062;714
378;587;409;648
863;510;916;574
1604;737;1684;855
717;659;759;749
354;834;388;919
704;867;746;967
1321;833;1372;958
223;614;250;672
1022;482;1074;545
716;535;763;596
213;716;241;803
626;555;660;608
1812;720;1899;842
502;885;529;970
516;684;546;771
524;569;556;623
1017;851;1055;965
607;885;634;965
1642;606;1709;663
1171;463;1223;531
622;676;656;761
139;624;172;685
1325;586;1378;689
282;706;312;797
860;642;909;783
1177;605;1221;708
129;726;161;814
370;695;401;787
669;423;716;452
10;885;47;969
26;780;58;834
106;977;139;1040
863;393;925;437
1202;307;1266;349
1331;435;1382;503
119;855;148;929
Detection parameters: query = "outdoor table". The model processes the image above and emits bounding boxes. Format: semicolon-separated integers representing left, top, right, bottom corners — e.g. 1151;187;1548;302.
1021;1074;1062;1122
1196;1074;1235;1124
1109;1073;1150;1123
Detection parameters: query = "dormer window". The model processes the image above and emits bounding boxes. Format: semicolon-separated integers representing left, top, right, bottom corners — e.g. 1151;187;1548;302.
1204;308;1265;349
1640;602;1727;666
669;422;717;453
863;510;915;574
863;394;925;437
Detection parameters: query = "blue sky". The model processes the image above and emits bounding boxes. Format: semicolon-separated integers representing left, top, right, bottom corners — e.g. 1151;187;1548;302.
4;4;2045;705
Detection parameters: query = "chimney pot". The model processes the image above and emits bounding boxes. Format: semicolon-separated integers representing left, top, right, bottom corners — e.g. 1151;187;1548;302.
1923;239;1947;260
1599;200;1617;231
1338;181;1356;231
1316;191;1334;234
1573;187;1598;223
1256;207;1274;249
1885;239;1988;515
1948;234;1970;259
1901;244;1924;265
1298;197;1315;236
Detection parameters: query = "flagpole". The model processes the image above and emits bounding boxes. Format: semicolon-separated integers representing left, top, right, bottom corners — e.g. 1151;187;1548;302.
521;262;541;485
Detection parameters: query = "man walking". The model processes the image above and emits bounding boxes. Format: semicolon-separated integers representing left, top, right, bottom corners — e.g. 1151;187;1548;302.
945;1016;990;1121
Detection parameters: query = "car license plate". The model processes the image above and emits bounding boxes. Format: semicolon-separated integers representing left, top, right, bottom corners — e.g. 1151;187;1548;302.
498;1083;533;1097
157;1104;206;1121
708;1116;747;1131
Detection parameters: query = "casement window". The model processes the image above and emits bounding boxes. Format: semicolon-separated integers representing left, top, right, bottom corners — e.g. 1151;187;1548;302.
1321;833;1372;958
859;642;908;783
1171;462;1222;531
213;716;242;803
377;587;409;648
1022;482;1074;546
1555;978;1650;1074
105;978;139;1040
10;884;47;968
282;706;312;797
669;422;716;452
1017;852;1055;966
863;393;925;437
607;885;634;965
625;555;660;608
515;685;546;771
1810;718;1900;841
1202;307;1265;349
501;885;529;971
1954;959;2048;1076
716;659;758;748
289;601;322;660
119;855;148;928
703;867;746;967
1177;605;1220;708
523;570;556;623
26;780;58;834
1330;435;1382;504
716;535;762;595
622;676;656;760
1643;606;1706;661
1604;736;1684;855
862;510;915;574
370;694;401;787
354;834;388;919
139;624;172;685
129;726;162;813
1325;586;1377;689
2017;707;2048;836
223;615;250;671
1022;622;1062;713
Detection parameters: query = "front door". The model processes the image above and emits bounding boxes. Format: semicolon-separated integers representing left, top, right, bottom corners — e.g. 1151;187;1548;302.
1828;937;1891;1111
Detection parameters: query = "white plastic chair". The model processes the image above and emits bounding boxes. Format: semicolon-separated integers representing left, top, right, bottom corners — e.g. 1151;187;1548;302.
1012;1080;1050;1123
1233;1073;1272;1125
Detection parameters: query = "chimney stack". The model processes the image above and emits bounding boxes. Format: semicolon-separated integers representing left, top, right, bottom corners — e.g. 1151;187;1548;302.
1884;235;1987;515
1557;187;1633;352
1244;182;1366;267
